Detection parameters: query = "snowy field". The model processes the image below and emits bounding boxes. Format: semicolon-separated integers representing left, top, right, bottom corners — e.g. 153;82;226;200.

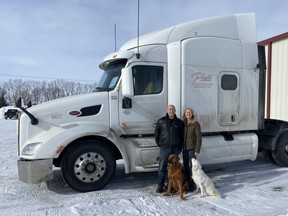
0;117;288;216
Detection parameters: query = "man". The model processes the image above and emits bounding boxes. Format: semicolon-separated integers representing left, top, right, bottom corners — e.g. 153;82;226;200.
154;104;184;193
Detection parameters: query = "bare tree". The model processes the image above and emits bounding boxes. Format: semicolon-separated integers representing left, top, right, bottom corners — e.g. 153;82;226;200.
45;80;64;101
62;81;77;97
30;80;44;104
0;86;8;108
1;79;97;106
20;80;33;104
3;79;28;106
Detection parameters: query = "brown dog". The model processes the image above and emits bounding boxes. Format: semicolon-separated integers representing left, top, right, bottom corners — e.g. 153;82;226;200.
163;154;189;200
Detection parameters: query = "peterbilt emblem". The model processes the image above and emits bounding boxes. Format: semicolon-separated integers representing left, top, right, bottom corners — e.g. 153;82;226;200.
69;111;81;116
69;105;102;117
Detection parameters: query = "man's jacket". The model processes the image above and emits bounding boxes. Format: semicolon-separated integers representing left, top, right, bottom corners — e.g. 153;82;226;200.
154;114;184;148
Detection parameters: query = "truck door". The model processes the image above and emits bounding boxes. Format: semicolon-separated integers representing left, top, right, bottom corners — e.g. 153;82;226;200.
218;71;240;126
119;63;167;135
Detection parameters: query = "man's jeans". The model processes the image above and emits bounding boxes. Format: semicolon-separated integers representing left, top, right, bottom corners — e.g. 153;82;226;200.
157;146;180;185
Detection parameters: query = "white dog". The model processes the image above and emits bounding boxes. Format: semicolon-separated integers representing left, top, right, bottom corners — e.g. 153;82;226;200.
191;158;221;198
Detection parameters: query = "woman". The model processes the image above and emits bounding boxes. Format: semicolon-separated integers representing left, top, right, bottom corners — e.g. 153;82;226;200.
182;107;202;191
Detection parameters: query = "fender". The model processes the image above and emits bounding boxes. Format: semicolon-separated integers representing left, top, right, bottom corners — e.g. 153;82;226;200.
258;119;288;150
106;129;131;173
19;123;109;159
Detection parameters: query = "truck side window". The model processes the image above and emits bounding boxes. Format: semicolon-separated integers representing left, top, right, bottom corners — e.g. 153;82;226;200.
132;65;163;95
221;74;237;90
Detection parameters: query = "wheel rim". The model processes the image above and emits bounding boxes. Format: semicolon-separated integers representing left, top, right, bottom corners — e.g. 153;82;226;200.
74;152;106;183
285;143;288;155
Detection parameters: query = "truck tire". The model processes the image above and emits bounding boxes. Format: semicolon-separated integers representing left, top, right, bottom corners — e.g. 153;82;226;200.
262;149;276;164
272;132;288;167
61;140;116;192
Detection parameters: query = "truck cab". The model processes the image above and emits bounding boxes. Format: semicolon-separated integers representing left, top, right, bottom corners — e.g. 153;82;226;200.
16;13;288;192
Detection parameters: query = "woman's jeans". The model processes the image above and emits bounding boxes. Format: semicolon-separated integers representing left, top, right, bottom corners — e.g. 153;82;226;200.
182;149;195;183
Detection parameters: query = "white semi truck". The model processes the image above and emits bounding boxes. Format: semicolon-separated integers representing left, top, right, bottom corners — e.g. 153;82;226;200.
16;13;288;192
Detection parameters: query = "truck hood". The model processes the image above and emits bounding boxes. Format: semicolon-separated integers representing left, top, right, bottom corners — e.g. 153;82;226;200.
21;92;109;126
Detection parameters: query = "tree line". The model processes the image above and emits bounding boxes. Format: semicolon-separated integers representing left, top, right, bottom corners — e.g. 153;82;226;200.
0;79;98;108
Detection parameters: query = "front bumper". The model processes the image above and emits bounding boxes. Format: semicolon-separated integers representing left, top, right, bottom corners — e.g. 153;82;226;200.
17;158;53;184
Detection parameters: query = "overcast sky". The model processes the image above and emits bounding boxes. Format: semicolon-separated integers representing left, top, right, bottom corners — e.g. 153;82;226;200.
0;0;287;83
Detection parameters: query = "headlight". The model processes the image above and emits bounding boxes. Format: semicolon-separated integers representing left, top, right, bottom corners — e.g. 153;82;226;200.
22;142;43;156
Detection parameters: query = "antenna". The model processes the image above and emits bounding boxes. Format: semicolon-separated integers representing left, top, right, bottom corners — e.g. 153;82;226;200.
114;24;117;52
136;0;140;59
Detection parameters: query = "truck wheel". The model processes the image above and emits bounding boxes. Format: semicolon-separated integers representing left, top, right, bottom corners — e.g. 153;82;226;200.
61;140;116;192
272;132;288;167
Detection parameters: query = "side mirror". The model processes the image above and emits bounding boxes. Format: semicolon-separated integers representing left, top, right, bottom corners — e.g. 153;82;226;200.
15;98;38;125
27;101;32;108
16;98;22;108
121;68;134;98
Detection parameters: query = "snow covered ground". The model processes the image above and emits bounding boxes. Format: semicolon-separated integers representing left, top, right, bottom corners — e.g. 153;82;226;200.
0;116;288;216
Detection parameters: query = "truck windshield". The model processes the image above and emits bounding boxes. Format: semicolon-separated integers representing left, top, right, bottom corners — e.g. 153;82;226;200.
96;59;127;92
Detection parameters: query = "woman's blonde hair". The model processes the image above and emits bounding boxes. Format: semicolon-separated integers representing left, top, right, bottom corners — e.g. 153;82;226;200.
182;107;196;123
